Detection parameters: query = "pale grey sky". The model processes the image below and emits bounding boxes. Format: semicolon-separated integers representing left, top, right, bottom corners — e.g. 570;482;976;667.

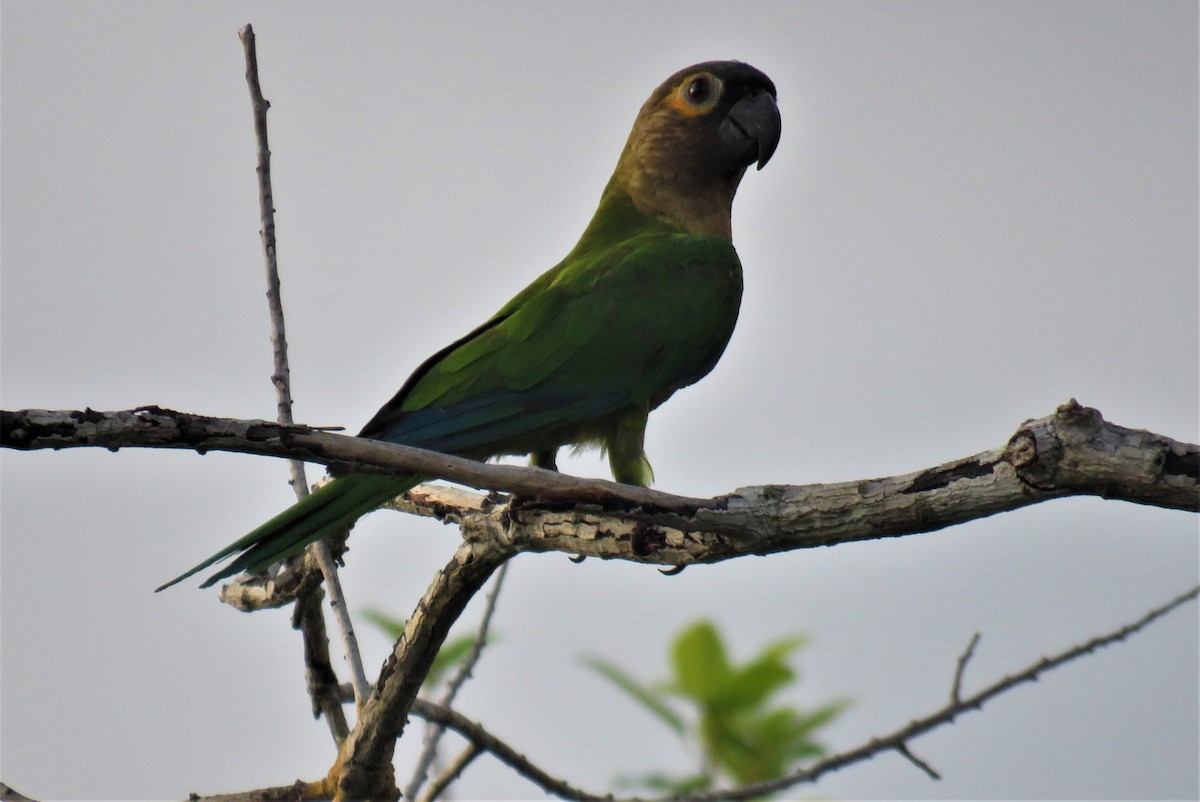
2;2;1197;800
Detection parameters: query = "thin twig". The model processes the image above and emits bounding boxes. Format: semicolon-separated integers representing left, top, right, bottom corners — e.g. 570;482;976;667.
237;23;371;712
411;699;612;802
237;26;295;447
418;743;483;802
405;562;510;799
951;632;980;705
405;584;1198;802
895;742;940;781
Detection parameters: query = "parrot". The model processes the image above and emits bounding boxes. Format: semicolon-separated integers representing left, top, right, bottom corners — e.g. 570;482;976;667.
158;60;780;591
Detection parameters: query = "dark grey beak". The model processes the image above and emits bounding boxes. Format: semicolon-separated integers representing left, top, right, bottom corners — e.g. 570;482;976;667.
724;90;781;170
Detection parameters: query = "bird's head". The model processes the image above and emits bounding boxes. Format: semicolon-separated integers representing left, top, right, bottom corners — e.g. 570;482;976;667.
612;60;781;238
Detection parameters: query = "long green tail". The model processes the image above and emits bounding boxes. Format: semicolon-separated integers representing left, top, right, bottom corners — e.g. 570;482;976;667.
156;473;422;591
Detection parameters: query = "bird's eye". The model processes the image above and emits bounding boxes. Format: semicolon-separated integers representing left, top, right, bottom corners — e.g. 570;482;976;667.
685;76;712;105
668;72;722;115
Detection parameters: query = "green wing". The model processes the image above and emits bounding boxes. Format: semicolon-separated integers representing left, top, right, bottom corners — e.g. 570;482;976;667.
359;226;743;462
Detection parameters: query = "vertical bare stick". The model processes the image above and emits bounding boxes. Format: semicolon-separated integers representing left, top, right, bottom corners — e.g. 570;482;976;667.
237;23;371;714
239;25;299;449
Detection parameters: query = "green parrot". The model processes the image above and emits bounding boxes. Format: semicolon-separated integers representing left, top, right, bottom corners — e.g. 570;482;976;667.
159;60;780;591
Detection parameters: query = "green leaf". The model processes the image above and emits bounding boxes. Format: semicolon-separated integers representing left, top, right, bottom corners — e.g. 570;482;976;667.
589;619;846;795
788;699;851;745
758;634;809;663
361;607;407;640
712;708;797;784
670;620;731;702
710;659;794;710
715;634;810;711
427;633;486;689
582;655;686;735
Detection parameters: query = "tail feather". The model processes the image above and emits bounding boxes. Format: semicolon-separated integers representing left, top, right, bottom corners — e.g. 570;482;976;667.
156;473;421;591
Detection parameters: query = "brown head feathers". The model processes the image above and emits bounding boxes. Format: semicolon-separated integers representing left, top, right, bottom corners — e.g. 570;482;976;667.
609;61;780;237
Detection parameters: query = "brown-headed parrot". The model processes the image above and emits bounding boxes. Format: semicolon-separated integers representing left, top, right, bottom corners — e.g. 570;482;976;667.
159;61;780;590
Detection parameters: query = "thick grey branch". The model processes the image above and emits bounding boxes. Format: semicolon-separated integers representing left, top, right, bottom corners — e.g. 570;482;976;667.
0;405;707;510
399;400;1198;570
3;404;1194;568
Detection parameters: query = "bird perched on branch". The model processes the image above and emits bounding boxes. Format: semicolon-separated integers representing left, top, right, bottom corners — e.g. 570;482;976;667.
160;60;780;590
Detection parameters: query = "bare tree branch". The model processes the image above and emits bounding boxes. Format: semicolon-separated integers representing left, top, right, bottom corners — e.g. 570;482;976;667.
409;699;614;802
293;584;350;742
0;782;41;802
237;22;371;714
0;405;708;510
238;24;296;468
239;19;347;743
177;779;319;802
4;401;1196;799
684;584;1200;801
895;743;940;781
950;631;981;706
416;743;482;802
401;585;1197;802
405;562;510;800
6;401;1191;565
324;540;513;801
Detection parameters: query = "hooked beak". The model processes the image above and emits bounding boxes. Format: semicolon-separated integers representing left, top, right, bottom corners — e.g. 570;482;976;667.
723;90;781;170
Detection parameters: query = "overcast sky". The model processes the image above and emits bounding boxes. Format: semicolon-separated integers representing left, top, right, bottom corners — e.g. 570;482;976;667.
2;2;1197;800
